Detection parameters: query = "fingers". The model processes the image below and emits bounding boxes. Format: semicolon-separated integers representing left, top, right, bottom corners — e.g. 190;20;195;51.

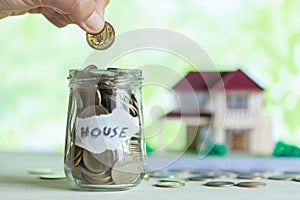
44;0;110;34
0;0;110;33
41;7;73;28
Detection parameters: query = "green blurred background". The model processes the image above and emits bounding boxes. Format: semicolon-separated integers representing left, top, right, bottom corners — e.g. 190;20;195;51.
1;0;300;152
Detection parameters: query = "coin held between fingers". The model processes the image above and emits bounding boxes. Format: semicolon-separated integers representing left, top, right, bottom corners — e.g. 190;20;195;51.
86;22;115;50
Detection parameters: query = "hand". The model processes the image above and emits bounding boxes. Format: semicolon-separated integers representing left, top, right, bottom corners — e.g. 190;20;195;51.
0;0;110;34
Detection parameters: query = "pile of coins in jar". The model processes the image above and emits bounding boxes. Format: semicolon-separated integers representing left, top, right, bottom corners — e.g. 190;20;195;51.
64;66;145;190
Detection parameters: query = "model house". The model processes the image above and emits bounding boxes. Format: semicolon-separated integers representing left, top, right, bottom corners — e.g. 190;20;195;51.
166;69;272;155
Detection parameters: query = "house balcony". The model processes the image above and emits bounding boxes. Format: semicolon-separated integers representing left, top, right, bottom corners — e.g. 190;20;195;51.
225;109;258;119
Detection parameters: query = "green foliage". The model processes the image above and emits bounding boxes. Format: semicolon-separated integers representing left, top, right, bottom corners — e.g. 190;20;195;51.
1;0;300;152
199;143;227;157
273;141;300;157
208;143;227;156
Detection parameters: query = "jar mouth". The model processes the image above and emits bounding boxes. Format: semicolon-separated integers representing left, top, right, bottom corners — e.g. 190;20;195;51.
68;68;143;89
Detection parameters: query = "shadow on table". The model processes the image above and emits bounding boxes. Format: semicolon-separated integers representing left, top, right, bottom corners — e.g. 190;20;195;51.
0;174;74;191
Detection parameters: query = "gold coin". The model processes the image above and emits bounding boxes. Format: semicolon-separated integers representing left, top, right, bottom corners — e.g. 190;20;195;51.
236;181;267;188
154;181;185;188
86;22;115;50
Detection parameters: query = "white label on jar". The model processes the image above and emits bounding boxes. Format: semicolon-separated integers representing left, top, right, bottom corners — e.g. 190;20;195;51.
75;108;140;154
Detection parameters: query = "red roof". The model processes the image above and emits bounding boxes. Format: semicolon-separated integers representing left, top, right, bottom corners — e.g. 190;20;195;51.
173;69;263;91
166;112;212;118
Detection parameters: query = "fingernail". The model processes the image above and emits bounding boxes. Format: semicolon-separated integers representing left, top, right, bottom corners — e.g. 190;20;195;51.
84;11;104;33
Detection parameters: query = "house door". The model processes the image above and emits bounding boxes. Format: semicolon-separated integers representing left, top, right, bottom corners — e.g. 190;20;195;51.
186;126;200;152
226;129;250;152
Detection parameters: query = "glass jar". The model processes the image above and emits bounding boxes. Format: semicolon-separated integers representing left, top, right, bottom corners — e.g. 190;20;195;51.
64;67;146;191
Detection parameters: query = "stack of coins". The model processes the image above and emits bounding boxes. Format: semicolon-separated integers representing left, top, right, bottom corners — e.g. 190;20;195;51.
66;67;144;186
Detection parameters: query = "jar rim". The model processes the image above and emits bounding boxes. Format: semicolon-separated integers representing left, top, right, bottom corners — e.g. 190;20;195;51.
68;68;143;88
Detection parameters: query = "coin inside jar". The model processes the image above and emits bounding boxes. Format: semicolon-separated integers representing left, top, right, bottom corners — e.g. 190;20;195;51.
79;105;109;118
111;157;144;184
86;22;115;50
83;150;109;173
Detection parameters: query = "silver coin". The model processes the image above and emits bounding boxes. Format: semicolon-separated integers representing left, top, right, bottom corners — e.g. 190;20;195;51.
71;145;83;167
283;171;300;175
154;181;185;188
90;150;117;168
204;181;235;187
76;88;100;108
83;173;112;184
160;178;187;183
189;175;216;182
236;181;267;188
293;177;300;182
83;150;108;173
28;168;54;175
111;157;144;184
79;104;108;118
83;64;98;72
71;166;84;180
74;90;84;110
80;165;107;178
40;173;66;180
209;171;231;179
237;174;263;180
268;174;295;181
150;171;178;179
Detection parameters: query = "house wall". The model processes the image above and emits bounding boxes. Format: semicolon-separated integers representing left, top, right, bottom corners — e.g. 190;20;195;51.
171;89;273;155
211;91;272;154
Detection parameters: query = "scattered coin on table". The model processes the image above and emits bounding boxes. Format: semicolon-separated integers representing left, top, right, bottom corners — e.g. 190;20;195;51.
268;174;295;181
40;173;66;180
236;181;267;188
292;177;300;182
188;175;216;182
154;181;185;188
160;178;187;183
237;173;264;180
204;181;235;188
28;168;54;175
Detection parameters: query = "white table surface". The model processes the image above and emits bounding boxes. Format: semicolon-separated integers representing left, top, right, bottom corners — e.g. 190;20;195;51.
1;152;300;200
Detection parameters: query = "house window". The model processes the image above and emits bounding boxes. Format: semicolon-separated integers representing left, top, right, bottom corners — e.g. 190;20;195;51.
227;94;247;109
180;92;206;107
